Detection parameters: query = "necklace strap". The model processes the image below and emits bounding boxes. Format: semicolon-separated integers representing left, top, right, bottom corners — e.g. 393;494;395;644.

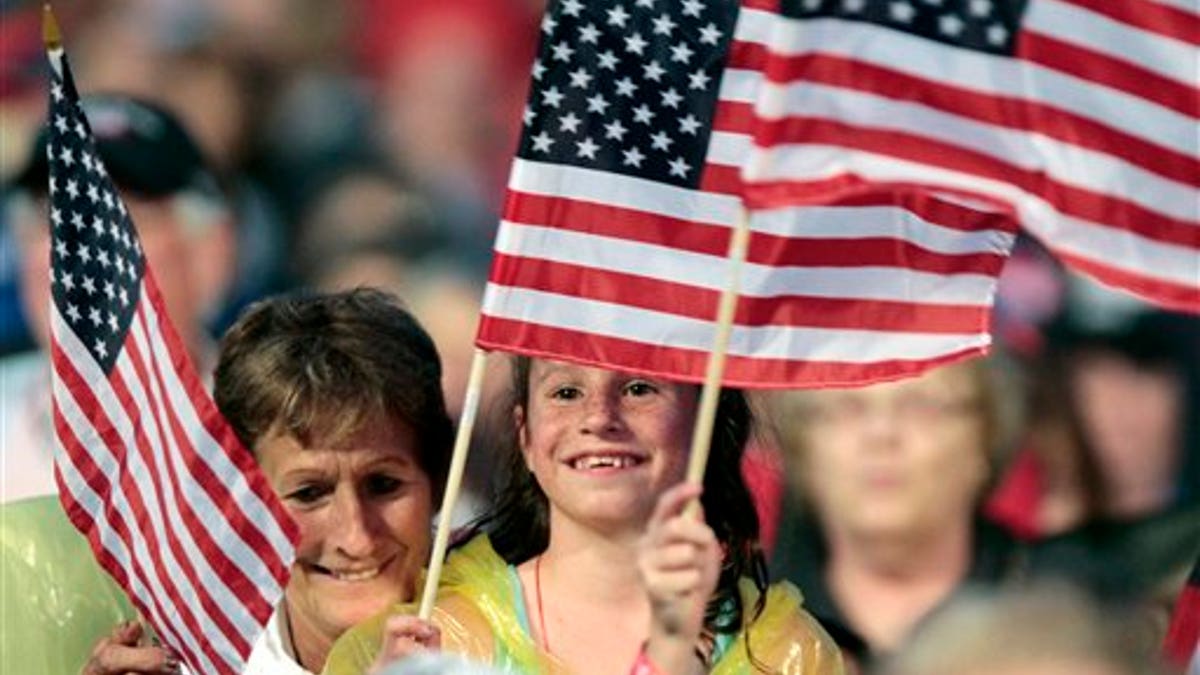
535;554;552;655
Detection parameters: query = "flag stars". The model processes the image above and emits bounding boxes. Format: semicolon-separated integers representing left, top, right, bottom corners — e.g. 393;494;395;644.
559;112;582;133
73;120;86;139
55;239;69;258
72;212;86;230
604;119;628;141
668;157;691;178
544;86;565;108
682;0;703;18
632;104;655;124
688;69;711;90
890;2;916;22
802;0;822;10
119;288;130;307
576;137;600;160
579;23;601;43
698;23;721;45
615;77;638;97
524;105;537;126
87;183;100;203
652;13;676;36
60;147;75;167
598;51;619;70
670;42;694;64
607;5;630;27
678;114;701;135
622;146;646;168
635;0;654;7
586;93;610;114
551;42;574;62
92;216;106;237
939;13;965;37
561;0;584;16
54;115;69;133
89;307;102;327
625;32;648;56
93;338;107;360
660;88;683;109
532;131;555;153
108;312;120;334
82;276;96;295
569;68;593;89
533;60;546;80
103;280;116;300
60;271;75;292
51;207;62;227
987;23;1009;45
77;243;92;264
650;131;673;151
51;83;63;100
66;304;81;323
542;13;558;35
98;250;112;269
66;179;79;200
969;0;993;16
644;61;666;82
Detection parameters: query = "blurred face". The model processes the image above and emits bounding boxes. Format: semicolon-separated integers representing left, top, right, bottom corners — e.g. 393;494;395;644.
13;192;230;354
256;420;433;642
1070;350;1182;515
519;361;698;533
796;363;989;541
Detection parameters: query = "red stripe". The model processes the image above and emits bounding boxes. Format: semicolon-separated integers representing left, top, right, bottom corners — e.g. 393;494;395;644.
1163;582;1200;667
505;190;1013;274
752;117;1200;249
1019;31;1198;118
53;451;208;672
700;163;742;195
1049;249;1200;313
140;273;299;572
130;306;278;627
759;53;1199;186
476;316;989;389
121;313;263;650
739;0;778;11
490;252;995;334
50;349;224;670
1053;0;1200;45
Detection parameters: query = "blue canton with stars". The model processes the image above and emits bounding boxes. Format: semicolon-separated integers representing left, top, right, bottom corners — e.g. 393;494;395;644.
782;0;1028;55
516;0;741;189
48;57;145;374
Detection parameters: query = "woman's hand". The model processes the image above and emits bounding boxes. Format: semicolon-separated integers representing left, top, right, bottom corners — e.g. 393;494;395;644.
368;614;442;674
637;482;720;674
81;621;180;674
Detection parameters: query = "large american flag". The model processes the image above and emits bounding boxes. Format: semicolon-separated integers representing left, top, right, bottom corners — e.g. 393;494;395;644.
476;0;1021;387
743;0;1199;313
45;39;298;674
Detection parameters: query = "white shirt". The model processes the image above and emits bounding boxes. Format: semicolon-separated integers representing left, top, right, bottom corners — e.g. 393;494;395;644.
242;606;313;675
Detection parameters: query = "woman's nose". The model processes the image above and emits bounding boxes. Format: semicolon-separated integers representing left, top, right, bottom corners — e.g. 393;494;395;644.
329;490;379;558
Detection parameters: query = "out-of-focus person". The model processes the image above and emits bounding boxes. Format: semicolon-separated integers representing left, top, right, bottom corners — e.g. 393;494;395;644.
876;583;1169;675
768;358;1025;667
1;94;235;503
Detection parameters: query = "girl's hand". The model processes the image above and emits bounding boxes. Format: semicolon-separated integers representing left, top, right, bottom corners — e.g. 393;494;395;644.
81;620;180;674
368;614;442;674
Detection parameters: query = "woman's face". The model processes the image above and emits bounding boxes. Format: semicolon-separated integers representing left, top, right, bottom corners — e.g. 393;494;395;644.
519;361;698;533
255;419;433;642
796;362;989;541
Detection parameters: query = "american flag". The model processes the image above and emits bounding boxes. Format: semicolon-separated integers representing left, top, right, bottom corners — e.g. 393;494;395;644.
44;35;298;675
743;0;1199;313
476;0;1020;387
1165;556;1200;674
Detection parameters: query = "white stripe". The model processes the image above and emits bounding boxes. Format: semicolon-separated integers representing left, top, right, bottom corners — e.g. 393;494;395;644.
495;221;1001;305
122;315;268;647
763;18;1196;157
758;80;1199;219
754;144;1200;287
138;294;296;564
751;206;1017;255
481;284;992;362
1028;0;1198;86
707;130;754;170
508;158;741;226
717;68;761;105
52;437;213;672
51;315;221;672
733;6;778;48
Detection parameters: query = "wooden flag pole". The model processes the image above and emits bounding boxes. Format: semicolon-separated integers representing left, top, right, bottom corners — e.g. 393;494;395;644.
684;208;752;507
418;348;490;620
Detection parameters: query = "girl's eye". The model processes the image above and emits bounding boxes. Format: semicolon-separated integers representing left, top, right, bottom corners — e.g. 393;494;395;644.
625;381;657;396
364;474;404;497
550;385;582;400
286;483;331;505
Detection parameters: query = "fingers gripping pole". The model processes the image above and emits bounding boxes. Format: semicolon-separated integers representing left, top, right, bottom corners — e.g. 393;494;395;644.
418;349;490;620
684;209;751;510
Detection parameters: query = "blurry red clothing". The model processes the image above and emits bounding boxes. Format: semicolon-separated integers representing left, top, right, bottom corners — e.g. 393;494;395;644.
985;447;1045;541
741;441;784;555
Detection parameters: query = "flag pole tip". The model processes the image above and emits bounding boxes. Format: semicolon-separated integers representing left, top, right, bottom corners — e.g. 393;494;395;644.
42;5;62;50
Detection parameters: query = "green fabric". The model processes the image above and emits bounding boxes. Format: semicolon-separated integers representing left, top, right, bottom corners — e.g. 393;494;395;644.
1;495;134;674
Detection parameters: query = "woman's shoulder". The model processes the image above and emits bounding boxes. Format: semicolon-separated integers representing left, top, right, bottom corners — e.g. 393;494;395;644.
711;580;845;675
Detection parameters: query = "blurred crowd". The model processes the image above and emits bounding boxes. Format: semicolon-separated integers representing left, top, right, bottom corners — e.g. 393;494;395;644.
1;0;1197;673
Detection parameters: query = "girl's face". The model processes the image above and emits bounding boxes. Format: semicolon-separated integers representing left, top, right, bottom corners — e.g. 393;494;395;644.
256;419;433;645
518;360;699;534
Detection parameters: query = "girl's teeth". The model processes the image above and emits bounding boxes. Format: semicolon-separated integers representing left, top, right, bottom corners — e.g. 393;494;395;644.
333;567;381;582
